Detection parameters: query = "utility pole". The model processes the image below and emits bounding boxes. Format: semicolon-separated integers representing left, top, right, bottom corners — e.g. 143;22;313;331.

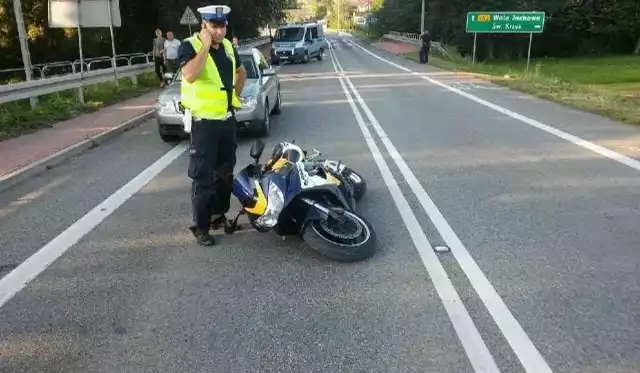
12;0;37;108
420;0;425;34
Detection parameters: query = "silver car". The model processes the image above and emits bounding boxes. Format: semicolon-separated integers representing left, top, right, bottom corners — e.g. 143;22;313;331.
155;47;282;142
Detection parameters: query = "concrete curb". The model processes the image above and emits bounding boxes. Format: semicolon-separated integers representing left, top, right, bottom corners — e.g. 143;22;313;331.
0;110;155;193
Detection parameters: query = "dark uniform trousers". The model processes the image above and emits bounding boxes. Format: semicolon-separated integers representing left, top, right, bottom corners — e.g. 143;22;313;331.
188;116;237;231
419;45;430;63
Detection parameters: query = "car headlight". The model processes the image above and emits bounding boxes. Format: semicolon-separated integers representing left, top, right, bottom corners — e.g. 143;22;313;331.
255;181;284;228
156;100;174;112
295;41;304;48
241;96;258;108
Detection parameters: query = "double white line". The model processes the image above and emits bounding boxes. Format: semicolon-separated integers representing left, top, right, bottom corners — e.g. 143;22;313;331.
327;40;554;373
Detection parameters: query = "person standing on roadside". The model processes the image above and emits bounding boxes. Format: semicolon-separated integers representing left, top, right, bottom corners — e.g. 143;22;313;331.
178;5;247;246
232;36;239;47
164;31;182;74
419;30;431;64
153;28;167;87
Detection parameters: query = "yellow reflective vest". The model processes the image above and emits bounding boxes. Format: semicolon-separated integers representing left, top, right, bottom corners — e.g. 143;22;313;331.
181;34;242;120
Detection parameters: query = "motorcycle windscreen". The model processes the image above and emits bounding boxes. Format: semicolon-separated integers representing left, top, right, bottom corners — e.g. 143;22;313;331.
232;167;261;210
265;162;303;206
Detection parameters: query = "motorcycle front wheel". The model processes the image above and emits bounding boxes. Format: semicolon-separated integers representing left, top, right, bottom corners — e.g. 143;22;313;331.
342;167;367;202
302;209;376;262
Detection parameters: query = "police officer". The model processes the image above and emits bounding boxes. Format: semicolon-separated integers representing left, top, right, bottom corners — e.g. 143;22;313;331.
178;5;247;246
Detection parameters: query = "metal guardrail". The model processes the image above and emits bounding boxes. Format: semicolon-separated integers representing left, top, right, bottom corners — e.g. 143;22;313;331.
238;36;271;47
0;36;271;106
388;31;421;42
383;31;451;60
0;64;151;105
0;52;153;83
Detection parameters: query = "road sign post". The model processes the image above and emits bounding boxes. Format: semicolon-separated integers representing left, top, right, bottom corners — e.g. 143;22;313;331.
49;0;123;101
465;11;545;73
12;0;37;108
106;0;118;87
180;6;200;35
472;33;477;65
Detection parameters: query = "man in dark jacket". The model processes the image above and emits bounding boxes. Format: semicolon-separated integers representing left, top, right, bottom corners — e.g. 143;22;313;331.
419;30;431;64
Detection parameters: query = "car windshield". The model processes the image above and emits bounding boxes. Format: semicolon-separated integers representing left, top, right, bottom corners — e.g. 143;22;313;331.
274;27;304;42
239;54;259;79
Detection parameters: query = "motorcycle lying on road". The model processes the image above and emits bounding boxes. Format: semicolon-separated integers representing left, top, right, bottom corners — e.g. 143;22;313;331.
301;147;367;202
222;139;376;262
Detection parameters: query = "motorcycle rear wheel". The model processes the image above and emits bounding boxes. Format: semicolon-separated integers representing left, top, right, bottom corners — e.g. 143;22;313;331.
302;209;376;262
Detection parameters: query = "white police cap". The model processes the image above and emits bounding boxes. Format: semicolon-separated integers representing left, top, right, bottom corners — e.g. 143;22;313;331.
197;5;231;24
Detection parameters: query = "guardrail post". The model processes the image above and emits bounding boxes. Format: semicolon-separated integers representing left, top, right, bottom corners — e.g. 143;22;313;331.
130;59;138;86
69;63;84;103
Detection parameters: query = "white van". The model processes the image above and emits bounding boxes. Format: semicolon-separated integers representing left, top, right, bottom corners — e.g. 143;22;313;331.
271;22;327;64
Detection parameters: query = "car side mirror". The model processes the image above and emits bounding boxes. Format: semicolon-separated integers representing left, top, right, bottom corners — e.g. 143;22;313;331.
250;140;265;161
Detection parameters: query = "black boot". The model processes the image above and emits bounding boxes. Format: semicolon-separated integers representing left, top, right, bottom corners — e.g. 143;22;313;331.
189;226;216;246
211;215;229;230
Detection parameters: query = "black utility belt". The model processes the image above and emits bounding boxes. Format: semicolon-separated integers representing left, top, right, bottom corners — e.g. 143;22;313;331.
193;112;235;121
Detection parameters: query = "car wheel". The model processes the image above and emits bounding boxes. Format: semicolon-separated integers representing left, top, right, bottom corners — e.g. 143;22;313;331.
302;52;309;64
272;87;282;115
257;99;270;137
317;49;324;61
159;133;181;143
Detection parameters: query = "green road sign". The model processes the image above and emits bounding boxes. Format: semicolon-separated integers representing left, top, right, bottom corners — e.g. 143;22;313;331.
466;11;545;33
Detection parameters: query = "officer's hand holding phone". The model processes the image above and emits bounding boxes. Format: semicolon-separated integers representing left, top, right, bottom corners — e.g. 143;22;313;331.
199;29;213;48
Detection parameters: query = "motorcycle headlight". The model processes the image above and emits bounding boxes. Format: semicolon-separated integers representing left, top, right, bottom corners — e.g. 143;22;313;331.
255;181;284;228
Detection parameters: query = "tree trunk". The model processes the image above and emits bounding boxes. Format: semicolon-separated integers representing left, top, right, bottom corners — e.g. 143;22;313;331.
485;37;495;60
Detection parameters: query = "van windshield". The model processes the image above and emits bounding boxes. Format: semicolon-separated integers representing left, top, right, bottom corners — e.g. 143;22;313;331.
274;27;304;42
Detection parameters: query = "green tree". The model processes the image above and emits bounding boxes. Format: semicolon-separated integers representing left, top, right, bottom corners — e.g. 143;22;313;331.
0;0;289;77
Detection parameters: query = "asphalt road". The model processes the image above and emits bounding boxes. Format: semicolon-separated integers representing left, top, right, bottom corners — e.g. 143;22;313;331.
0;34;638;372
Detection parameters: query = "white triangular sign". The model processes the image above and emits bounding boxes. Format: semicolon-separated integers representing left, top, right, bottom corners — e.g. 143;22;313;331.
180;6;199;25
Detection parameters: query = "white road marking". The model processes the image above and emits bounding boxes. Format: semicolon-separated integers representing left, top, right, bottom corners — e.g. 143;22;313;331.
328;41;501;373
450;82;506;91
343;37;640;174
0;143;189;309
335;37;555;373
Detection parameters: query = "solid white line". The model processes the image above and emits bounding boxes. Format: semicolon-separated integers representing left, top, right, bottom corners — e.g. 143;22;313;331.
343;37;640;173
0;143;189;308
328;41;501;373
336;38;554;373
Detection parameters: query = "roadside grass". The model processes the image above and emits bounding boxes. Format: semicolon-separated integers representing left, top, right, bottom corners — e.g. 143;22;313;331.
348;29;381;42
0;72;159;141
401;49;640;125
